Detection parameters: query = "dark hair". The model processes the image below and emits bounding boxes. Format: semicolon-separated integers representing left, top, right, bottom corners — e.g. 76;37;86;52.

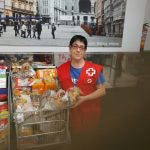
69;35;88;49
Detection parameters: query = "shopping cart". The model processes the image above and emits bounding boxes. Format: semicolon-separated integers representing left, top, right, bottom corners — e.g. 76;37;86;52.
10;72;71;150
13;109;70;150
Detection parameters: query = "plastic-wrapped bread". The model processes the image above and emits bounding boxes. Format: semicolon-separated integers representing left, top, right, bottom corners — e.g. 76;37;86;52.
51;94;68;110
68;87;80;106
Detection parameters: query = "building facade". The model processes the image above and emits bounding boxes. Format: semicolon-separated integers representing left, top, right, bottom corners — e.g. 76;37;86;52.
12;0;36;23
37;0;66;24
54;0;66;24
103;0;113;36
0;0;36;25
68;0;96;26
95;0;103;35
1;0;12;24
37;0;96;25
0;0;5;21
95;0;127;37
112;0;127;37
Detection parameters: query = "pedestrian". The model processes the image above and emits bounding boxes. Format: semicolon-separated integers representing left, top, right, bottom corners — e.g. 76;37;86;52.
48;22;50;29
14;21;19;37
26;22;32;38
16;22;20;35
20;22;23;37
57;22;60;27
0;24;3;37
51;23;56;39
32;24;37;39
21;22;27;38
57;35;106;146
36;20;42;40
3;21;6;32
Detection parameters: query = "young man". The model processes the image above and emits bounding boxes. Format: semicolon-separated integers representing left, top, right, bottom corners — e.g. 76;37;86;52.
57;35;106;135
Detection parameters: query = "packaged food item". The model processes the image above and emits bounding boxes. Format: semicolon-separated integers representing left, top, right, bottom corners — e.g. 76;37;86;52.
0;67;7;88
68;87;81;106
36;69;58;91
16;94;35;112
0;102;8;128
44;78;57;90
0;88;8;94
14;88;31;97
14;89;21;96
32;79;45;95
0;128;8;139
51;96;67;110
36;69;43;79
0;102;8;112
0;94;7;101
18;126;33;136
36;69;57;78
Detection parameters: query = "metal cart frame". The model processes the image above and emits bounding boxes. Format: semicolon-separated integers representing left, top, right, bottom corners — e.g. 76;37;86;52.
10;72;71;150
14;109;70;150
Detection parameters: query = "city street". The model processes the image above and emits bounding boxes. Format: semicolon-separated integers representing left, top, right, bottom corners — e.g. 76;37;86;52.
0;24;122;47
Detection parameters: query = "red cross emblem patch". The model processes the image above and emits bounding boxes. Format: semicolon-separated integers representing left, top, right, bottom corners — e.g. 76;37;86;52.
87;79;92;83
86;68;96;76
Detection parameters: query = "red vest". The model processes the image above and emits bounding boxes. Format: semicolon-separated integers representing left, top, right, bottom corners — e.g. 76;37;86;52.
57;61;103;133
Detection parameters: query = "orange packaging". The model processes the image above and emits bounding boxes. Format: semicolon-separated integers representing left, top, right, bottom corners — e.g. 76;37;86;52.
36;69;57;79
35;69;58;92
44;69;57;78
44;78;57;90
36;70;44;78
32;79;45;94
14;89;21;96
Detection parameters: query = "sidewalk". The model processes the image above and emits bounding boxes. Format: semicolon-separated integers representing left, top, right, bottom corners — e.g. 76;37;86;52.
0;25;121;47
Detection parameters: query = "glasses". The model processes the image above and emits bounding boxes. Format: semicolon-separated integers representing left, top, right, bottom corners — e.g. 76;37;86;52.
71;44;85;51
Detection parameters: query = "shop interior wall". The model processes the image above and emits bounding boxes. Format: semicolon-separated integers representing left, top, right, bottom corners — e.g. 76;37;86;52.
144;0;150;51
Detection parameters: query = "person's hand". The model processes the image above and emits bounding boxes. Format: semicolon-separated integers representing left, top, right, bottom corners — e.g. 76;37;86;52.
71;96;86;108
56;89;65;98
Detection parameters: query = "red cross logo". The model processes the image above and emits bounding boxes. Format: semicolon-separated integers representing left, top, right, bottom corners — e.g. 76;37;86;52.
87;79;92;83
86;68;96;76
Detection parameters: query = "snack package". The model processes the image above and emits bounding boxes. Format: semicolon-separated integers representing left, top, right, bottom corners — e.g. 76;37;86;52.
36;69;57;79
36;69;58;90
32;79;45;95
44;78;57;90
15;94;36;123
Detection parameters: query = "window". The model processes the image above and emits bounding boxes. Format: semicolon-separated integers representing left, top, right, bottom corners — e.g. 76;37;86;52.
43;0;48;6
29;5;32;11
19;3;21;9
